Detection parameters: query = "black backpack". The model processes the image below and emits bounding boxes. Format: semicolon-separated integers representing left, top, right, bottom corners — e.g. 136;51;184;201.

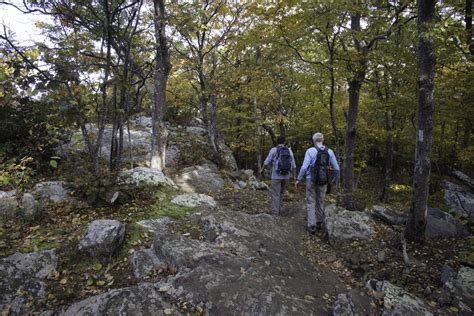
276;146;292;175
310;146;330;185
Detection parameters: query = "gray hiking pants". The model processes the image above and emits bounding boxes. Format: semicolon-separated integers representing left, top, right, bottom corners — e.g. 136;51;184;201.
306;180;327;227
271;179;288;215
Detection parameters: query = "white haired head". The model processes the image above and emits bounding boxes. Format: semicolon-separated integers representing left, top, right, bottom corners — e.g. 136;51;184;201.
312;132;324;144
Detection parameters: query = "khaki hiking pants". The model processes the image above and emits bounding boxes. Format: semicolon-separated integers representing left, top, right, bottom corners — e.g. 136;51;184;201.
271;179;288;215
306;180;327;227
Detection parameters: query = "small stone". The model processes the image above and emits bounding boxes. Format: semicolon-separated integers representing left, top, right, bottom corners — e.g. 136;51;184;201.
424;286;432;296
377;251;386;263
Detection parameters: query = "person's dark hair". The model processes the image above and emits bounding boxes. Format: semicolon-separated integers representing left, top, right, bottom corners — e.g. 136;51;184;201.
276;136;285;145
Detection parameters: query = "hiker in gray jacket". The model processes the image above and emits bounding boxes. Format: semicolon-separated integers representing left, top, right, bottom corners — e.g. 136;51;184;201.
296;133;339;234
262;136;296;215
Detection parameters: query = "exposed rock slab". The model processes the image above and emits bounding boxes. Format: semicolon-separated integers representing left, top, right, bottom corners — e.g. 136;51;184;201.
325;206;374;242
0;250;57;314
58;283;182;315
119;167;176;188
442;180;474;223
147;209;346;315
171;193;217;209
426;207;469;238
455;266;474;305
21;193;43;220
78;220;125;257
372;205;407;225
173;163;224;194
332;289;377;316
129;249;162;278
452;170;474;191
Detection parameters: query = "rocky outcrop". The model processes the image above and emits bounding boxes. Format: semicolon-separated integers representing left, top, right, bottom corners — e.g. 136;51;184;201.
173;163;224;194
119;167;176;188
425;207;469;238
171;193;217;209
58;283;182;315
367;279;433;315
442;180;474;223
371;205;407;225
455;266;474;305
0;191;18;222
136;209;345;315
34;181;75;204
21;193;43;220
78;220;125;257
325;205;374;242
452;170;474;191
0;250;57;314
332;289;377;316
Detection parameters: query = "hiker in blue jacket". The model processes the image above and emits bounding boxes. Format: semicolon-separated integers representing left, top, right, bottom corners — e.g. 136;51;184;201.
296;133;339;234
262;136;296;215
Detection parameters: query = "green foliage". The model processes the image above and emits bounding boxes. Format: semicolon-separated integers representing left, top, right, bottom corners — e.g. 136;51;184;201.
0;156;35;194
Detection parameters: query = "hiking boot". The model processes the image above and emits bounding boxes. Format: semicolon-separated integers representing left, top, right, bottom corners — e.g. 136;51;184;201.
307;225;317;235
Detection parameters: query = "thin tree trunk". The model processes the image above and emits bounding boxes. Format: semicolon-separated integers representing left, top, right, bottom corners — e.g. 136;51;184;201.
254;96;262;178
208;94;219;154
150;0;171;170
405;0;437;243
381;109;394;202
467;0;473;55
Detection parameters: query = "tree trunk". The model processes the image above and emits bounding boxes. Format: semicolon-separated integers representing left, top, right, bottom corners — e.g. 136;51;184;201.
405;0;437;243
343;78;362;210
343;12;367;210
150;0;171;170
467;0;473;55
254;97;262;178
381;109;394;202
208;94;219;154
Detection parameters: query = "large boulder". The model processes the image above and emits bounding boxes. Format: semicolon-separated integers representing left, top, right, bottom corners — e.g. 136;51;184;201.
78;220;125;257
0;250;57;314
57;283;182;315
442;180;474;223
140;209;346;315
367;279;433;315
425;207;469;238
129;248;162;278
171;193;217;209
185;126;207;137
325;206;374;242
371;205;407;225
21;193;43;220
0;191;18;222
119;167;176;188
173;163;224;194
455;266;474;305
34;181;74;204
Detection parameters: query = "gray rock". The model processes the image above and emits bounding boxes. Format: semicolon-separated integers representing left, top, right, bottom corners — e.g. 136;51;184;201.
174;163;224;194
129;248;162;278
34;181;74;203
186;126;207;137
367;279;433;315
119;167;176;188
455;266;474;304
248;176;270;190
372;205;407;225
0;193;18;222
441;265;456;285
21;193;43;220
332;290;377;316
78;220;125;257
442;180;474;223
137;217;171;234
426;208;469;238
189;117;205;128
238;180;247;189
165;145;179;168
217;139;238;171
58;283;182;315
325;207;374;242
133;115;152;128
0;250;57;314
242;169;254;178
452;170;474;191
145;209;346;315
171;193;217;209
